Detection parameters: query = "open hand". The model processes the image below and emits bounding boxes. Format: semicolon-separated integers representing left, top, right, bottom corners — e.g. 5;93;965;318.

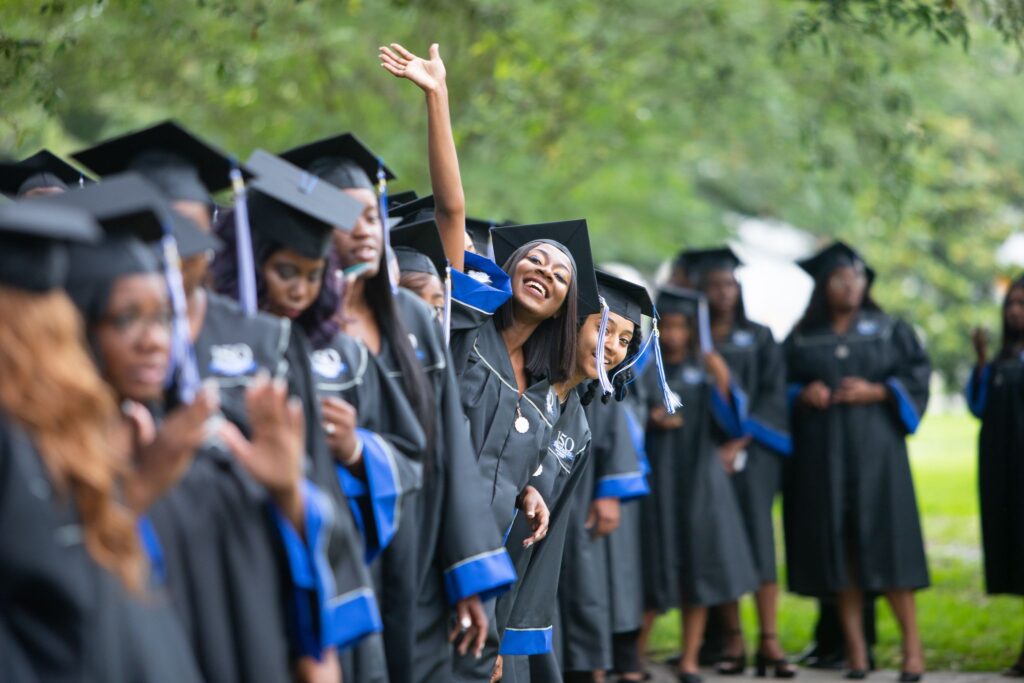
379;42;447;93
123;381;219;513
516;485;549;548
219;372;306;525
586;497;621;538
490;655;503;683
449;595;488;658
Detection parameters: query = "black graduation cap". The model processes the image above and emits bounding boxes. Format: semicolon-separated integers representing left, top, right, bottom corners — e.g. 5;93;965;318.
71;120;244;202
797;240;876;283
387;194;434;224
0;200;101;291
278;132;395;192
465;217;496;255
36;172;219;258
655;284;702;317
596;270;653;327
0;150;91;197
245;150;363;259
491;219;601;317
390;218;447;279
680;246;743;274
388;190;419;207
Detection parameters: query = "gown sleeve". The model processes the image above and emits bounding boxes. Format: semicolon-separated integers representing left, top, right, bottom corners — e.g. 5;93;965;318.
965;363;991;419
593;401;650;501
740;328;792;455
436;338;517;605
449;251;513;374
884;319;932;435
283;332;384;656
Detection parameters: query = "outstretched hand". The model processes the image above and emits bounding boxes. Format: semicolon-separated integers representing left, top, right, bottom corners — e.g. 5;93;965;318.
379;42;447;93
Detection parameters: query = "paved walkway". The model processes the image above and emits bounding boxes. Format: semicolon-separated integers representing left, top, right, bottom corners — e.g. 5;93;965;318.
642;664;1008;683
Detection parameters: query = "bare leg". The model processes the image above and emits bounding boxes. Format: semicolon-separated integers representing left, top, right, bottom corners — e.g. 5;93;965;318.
883;590;924;674
637;610;657;671
755;582;783;658
837;589;869;672
719;601;745;657
681;605;709;674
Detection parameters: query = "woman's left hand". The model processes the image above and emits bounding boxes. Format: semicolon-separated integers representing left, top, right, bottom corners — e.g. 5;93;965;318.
585;498;621;538
832;377;888;405
516;485;549;548
449;595;488;658
379;42;447;94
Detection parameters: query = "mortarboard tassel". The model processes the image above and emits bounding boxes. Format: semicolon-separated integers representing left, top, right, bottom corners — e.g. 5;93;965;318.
651;315;684;414
160;232;201;404
230;167;257;316
486;220;496;262
595;296;614;397
442;263;452;345
697;295;713;355
376;158;398;294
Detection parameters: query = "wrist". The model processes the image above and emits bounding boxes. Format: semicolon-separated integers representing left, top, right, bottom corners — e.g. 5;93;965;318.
273;482;304;527
341;436;364;467
424;81;448;100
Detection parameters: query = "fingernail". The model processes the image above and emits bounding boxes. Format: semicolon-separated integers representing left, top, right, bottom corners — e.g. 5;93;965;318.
524;540;533;548
461;616;471;629
476;653;482;660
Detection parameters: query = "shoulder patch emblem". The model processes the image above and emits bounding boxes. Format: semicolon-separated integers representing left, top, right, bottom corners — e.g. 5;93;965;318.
682;367;704;385
856;319;880;336
732;329;755;347
549;430;577;466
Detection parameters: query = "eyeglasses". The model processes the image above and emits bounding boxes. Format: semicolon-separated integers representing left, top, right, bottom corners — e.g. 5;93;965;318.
100;309;174;342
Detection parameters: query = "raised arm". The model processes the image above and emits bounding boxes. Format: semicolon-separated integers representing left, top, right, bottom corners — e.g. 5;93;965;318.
380;42;468;272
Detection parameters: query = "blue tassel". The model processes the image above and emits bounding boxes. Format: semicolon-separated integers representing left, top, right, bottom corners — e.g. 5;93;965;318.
595;297;614;397
160;233;200;404
376;159;397;294
651;316;683;414
231;167;257;316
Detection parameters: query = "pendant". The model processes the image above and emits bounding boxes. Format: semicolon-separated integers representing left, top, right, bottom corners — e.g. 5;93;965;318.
835;344;850;359
514;406;530;434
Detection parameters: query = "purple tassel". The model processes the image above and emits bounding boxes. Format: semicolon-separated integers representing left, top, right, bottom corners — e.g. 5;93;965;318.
595;297;614;397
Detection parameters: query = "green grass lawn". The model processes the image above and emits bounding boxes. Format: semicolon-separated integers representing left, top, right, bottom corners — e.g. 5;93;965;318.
648;411;1022;671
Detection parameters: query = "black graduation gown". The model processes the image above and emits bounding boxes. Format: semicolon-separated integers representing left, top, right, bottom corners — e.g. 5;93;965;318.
715;321;792;584
966;356;1024;595
556;396;651;673
382;291;516;683
601;389;651;639
640;360;759;609
497;390;593;683
448;252;559;681
193;293;382;663
783;311;931;596
0;415;203;683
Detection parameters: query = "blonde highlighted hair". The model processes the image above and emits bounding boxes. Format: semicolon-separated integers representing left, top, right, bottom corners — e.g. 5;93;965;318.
0;285;143;592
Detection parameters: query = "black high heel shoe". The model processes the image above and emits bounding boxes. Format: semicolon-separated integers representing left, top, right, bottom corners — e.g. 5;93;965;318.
755;633;797;679
715;630;747;675
898;672;923;682
843;670;868;680
676;671;703;683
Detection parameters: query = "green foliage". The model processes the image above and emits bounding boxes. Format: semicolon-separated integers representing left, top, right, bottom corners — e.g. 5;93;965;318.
3;0;1024;383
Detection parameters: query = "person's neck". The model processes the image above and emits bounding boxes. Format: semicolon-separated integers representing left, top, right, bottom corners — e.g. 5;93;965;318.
342;276;370;316
500;306;541;358
186;287;208;343
554;369;588;402
831;308;858;335
711;309;734;339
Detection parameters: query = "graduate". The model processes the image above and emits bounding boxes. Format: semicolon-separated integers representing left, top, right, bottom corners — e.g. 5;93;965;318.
553;271;654;683
784;241;930;681
638;286;759;683
391;217;448;317
683;247;795;677
966;276;1024;677
0;199;203;683
280;102;515;679
0;149;89;198
50;173;348;681
74;124;383;677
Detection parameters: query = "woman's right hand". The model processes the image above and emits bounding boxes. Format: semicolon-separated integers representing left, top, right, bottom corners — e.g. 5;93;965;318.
971;327;989;366
320;396;360;467
648;404;684;431
516;485;549;548
123;381;220;513
799;380;832;410
703;350;731;394
379;42;447;94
